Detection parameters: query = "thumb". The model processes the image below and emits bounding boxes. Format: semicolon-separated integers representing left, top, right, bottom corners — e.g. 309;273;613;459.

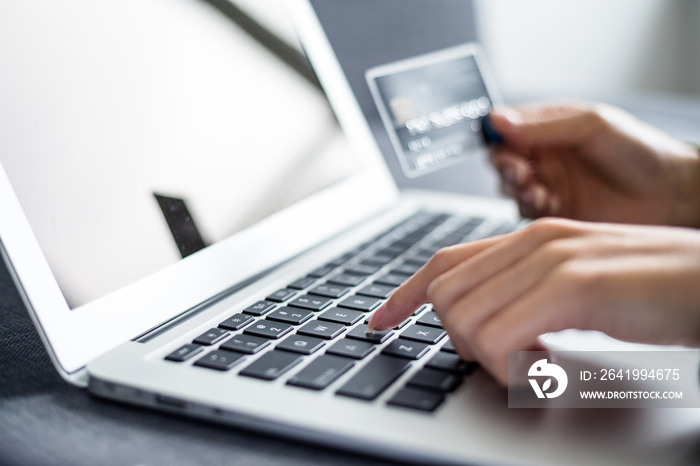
490;103;601;148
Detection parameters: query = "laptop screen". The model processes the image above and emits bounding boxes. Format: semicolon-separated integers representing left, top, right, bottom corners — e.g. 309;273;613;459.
0;1;360;308
1;1;500;309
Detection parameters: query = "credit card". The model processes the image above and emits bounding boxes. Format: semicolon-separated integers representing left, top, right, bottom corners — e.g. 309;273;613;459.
366;43;501;178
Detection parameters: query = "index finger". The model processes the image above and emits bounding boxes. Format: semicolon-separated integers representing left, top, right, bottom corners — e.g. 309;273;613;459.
490;103;601;149
367;236;502;331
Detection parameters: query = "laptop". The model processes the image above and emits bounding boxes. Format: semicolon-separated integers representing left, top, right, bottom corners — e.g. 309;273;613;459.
1;1;698;465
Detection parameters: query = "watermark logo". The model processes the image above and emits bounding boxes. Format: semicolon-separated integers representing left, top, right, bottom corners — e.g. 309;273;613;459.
528;359;568;399
509;351;697;408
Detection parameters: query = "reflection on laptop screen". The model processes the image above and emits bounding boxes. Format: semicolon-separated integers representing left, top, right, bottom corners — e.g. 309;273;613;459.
0;2;358;308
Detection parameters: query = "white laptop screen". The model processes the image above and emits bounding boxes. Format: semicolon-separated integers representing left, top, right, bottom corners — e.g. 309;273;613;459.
0;1;359;308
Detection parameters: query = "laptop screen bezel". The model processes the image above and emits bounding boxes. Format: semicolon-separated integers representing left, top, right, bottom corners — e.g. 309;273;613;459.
0;1;398;379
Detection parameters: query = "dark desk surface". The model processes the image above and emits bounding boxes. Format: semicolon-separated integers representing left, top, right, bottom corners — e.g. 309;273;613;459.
3;94;700;466
0;261;396;466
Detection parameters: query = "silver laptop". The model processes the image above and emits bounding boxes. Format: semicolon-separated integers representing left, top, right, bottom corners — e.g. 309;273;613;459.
1;1;698;465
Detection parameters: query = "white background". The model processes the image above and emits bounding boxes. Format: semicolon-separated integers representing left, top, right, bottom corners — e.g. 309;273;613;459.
474;0;700;98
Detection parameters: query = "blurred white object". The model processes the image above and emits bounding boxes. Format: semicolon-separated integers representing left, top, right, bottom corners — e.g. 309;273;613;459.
476;0;700;97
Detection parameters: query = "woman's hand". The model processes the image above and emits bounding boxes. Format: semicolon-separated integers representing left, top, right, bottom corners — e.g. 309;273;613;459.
367;219;700;385
489;102;700;227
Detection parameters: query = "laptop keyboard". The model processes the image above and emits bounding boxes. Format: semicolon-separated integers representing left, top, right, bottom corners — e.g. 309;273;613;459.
164;212;514;412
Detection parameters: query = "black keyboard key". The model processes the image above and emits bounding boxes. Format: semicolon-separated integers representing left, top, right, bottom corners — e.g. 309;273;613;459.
361;255;394;267
401;324;446;344
326;339;375;359
441;340;457;353
244;320;294;339
391;263;422;276
193;349;245;371
287;276;316;290
318;308;364;326
276;334;325;355
326;254;353;268
418;248;439;257
387;387;445;412
431;237;462;249
219;313;254;331
266;289;297;303
308;284;350;299
399;232;427;244
346;325;393;344
390;239;416;250
393;318;412;330
356;283;395;299
338;295;382;312
344;264;381;276
267;307;314;325
376;246;405;258
297;321;346;340
426;352;478;375
419;245;441;256
192;328;230;346
336;355;411;401
239;350;303;381
308;265;335;278
453;217;484;235
403;253;432;267
389;238;414;249
288;295;333;311
487;222;515;237
430;213;451;225
220;334;270;354
365;316;410;330
443;232;467;243
374;273;407;287
413;304;430;316
242;300;276;316
165;344;204;362
327;273;366;287
416;311;442;328
287;355;355;390
407;368;462;392
381;339;430;360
